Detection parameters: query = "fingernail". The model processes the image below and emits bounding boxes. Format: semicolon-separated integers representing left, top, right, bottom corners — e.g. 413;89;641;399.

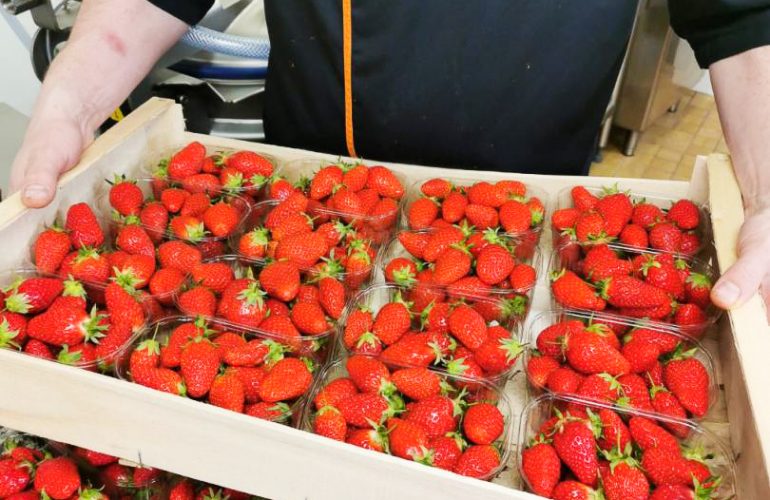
713;281;740;306
23;185;49;201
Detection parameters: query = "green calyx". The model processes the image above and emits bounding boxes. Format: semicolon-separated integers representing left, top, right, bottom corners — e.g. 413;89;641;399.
74;247;101;265
686;272;712;289
180;221;208;243
0;319;21;350
499;295;528;320
268;402;293;423
600;442;639;473
112;267;142;290
82;306;109;344
247;227;270;247
237;281;266;308
4;292;31;314
262;339;288;365
62;278;87;299
136;338;161;356
314;257;345;280
390;264;417;287
223;171;244;189
56;345;83;366
497;337;524;362
249;174;268;187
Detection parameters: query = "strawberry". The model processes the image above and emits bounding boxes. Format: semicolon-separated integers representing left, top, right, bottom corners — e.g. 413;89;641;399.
190;261;234;295
259;357;313;402
314;405;347;440
527;353;560;388
387;418;430;460
34;225;72;274
158;241;202;272
167;141;206;179
208;372;245;413
433;245;472;285
177;286;217;317
596;191;633;237
338;393;392;427
383;258;417;287
346;428;387;451
391;367;441;400
226;151;274;186
499;200;532;234
0;459;30;497
668;199;700;230
69;247;110;284
649;222;683;252
642;256;684;298
180;192;211;217
428;435;463;470
72;447;117;466
593;408;631;451
673;303;707;329
547;367;584;394
27;305;106;346
368;197;399;229
108;176;144;217
679;232;701;255
521;438;560;497
552;481;603;500
170;215;207;242
366;166;404;199
537;320;582;359
34;457;80;500
0;312;26;349
618;374;655;412
24;339;53;359
575;211;607;243
621;339;661;373
347;355;392;394
310;165;343;200
372;298;412;346
407;197;439;230
629;413;680;452
180;338;220;398
664;351;709;417
404;395;458;439
319;277;346;319
259;260;300;302
582;245;633;281
685;273;712;309
4;277;63;314
421;178;453;199
422;226;465;263
641;446;696;487
565;329;630;376
552;208;581;231
551;269;606;310
463;403;504;445
631;202;664;228
599;275;669;308
600;459;649;500
312;378;359;413
181;173;221;194
219;280;267;329
476;244;515;285
238;227;270;260
451;444;500;479
619;223;649;249
203;202;239;237
651;386;690;438
380;333;438;367
553;419;599;486
291;302;329;335
467;182;505;208
571;186;599;211
275;232;327;268
649;484;710;500
65;203;104;249
474;333;523;375
441;191;468;223
464;204;499;230
577;374;622;404
509;263;536;291
448;305;487;351
161;188;190;214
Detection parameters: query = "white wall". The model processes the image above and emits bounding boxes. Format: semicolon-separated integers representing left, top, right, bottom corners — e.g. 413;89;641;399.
0;10;42;116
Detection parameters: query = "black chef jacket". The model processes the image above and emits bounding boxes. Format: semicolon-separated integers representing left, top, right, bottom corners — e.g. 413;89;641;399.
149;0;770;175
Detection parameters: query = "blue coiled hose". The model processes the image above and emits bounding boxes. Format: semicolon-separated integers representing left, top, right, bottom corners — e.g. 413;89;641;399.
181;25;270;60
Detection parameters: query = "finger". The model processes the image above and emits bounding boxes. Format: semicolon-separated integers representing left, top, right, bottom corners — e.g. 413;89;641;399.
16;141;79;208
712;247;767;309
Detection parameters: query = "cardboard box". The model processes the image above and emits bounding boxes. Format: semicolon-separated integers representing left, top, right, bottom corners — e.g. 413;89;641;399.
0;98;764;499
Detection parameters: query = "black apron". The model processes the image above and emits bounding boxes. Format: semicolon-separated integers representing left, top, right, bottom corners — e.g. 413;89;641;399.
263;1;637;175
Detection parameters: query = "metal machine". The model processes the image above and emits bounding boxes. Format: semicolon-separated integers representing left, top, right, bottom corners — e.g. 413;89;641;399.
1;0;271;141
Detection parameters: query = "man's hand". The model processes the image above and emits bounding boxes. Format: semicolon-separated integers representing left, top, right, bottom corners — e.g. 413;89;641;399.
8;0;189;208
712;207;770;314
709;46;770;319
10;117;92;207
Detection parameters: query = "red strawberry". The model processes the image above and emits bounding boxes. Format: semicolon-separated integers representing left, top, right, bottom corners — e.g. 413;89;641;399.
596;191;633;237
551;270;606;310
181;173;221;195
422;226;465;263
421;178;453;199
632;202;664;228
161;188;190;214
366;166;404;199
622;339;661;373
180;339;220;398
65;203;104;249
4;277;63;314
314;405;347;440
685;273;712;309
453;445;500;479
442;191;468;223
0;459;30;497
668;200;700;230
384;257;418;287
158;240;202;272
629;416;680;454
291;302;329;335
651;386;690;438
258;357;313;402
448;305;487;351
618;374;654;412
190;261;234;294
663;351;710;417
552;208;581;231
565;329;630;376
180;192;211;217
467;182;505;208
219;280;267;329
275;232;327;268
476;244;515;285
509;263;536;291
465;204;499;230
34;457;80;500
594;408;631;452
387;418;430;460
463;403;504;445
571;186;599;211
526;353;560;388
346;355;391;393
259;261;300;302
398;231;430;259
69;247;110;284
314;377;358;410
34;225;72;274
521;439;560;497
498;200;531;234
319;277;346;319
203;202;240;237
108;175;144;216
599;275;669;308
403;395;458;439
167;141;206;179
552;481;602;500
673;303;707;330
170;215;207;242
428;435;463;470
226;151;274;185
474;333;523;375
338;393;392;427
226;366;267;404
27;305;106;346
641;446;697;487
537;320;582;359
178;286;217;317
380;333;438;367
238;227;269;260
649;222;683;252
372;299;412;346
407;197;439;230
679;232;701;255
547;367;584;394
208;372;245;413
553;419;599;486
577;374;622;404
433;246;472;285
601;460;649;500
391;367;441;400
619;224;649;249
575;212;607;243
345;428;387;452
582;245;633;281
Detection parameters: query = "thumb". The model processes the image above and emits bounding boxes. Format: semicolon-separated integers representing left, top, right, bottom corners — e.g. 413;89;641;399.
712;246;767;309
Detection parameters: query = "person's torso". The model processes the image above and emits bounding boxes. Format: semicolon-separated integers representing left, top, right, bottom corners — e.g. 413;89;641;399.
263;1;637;175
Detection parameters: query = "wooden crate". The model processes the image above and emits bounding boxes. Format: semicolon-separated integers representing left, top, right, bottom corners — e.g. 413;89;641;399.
0;98;766;499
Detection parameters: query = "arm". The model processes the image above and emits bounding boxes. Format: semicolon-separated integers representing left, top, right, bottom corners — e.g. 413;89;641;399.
708;50;770;311
10;0;191;207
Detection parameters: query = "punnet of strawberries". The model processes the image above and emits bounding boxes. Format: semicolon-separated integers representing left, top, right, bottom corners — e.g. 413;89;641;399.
234;197;379;292
116;315;320;424
174;256;340;347
149;141;277;200
341;284;524;384
525;311;716;423
383;227;538;300
552;185;707;256
550;243;718;336
519;394;734;499
268;157;407;245
0;269;147;371
306;355;512;480
104;175;252;259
